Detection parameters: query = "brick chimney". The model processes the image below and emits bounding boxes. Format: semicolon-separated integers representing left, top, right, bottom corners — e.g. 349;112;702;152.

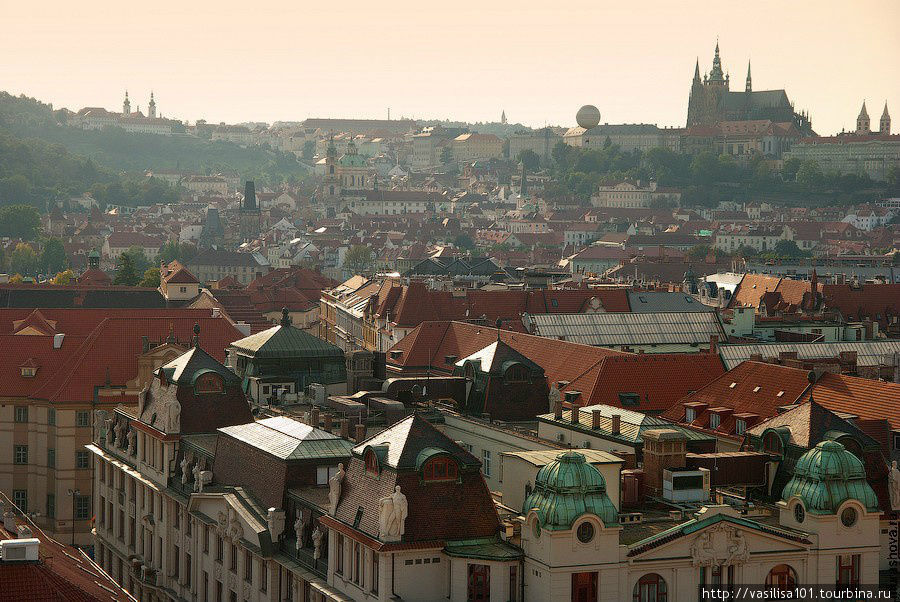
611;414;621;435
340;419;350;439
709;335;718;354
355;423;367;444
641;429;687;494
309;408;320;428
565;391;581;424
591;409;603;430
323;413;333;432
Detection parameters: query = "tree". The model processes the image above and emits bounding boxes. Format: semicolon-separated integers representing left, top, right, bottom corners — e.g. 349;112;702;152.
139;267;161;288
515;149;540;172
454;233;475;250
0;204;41;239
796;160;823;190
302;140;316;161
121;246;151;274
440;146;454;166
772;239;806;259
52;269;74;285
159;240;197;265
9;242;39;276
113;252;140;285
343;245;374;275
40;237;68;273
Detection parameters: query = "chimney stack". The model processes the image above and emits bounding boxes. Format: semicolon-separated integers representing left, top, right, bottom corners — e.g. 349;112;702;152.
709;335;719;355
355;423;367;444
591;409;603;430
323;413;333;432
340;419;350;439
611;414;621;435
310;408;320;429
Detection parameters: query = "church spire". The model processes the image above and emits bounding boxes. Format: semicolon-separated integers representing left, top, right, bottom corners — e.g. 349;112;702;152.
857;100;870;134
880;102;891;135
148;91;156;119
693;58;701;84
709;40;725;83
123;90;131;115
745;61;752;92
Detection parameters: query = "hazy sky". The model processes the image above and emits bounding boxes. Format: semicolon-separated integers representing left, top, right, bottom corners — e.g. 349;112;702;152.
2;0;898;135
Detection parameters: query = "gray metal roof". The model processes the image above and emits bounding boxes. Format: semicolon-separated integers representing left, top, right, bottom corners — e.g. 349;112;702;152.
218;419;353;461
627;291;715;313
719;341;900;370
523;311;724;347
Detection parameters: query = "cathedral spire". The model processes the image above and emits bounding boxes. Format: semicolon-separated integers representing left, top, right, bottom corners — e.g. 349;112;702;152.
857;101;870;134
709;40;725;83
123;90;131;115
881;102;891;135
745;61;752;92
693;58;701;84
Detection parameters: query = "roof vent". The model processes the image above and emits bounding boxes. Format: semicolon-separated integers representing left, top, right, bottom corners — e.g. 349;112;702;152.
0;538;40;562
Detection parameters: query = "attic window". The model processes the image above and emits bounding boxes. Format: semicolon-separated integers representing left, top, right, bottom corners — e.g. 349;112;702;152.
729;382;737;389
753;386;761;393
364;449;380;475
776;391;785;397
195;373;225;394
21;367;37;378
423;457;458;482
618;392;640;407
551;299;558;308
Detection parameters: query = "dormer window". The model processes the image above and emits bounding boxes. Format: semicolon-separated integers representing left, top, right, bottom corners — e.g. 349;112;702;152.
736;419;747;435
709;413;721;429
21;366;37;378
504;364;529;384
195;372;225;394
364;449;380;475
423;457;458;482
685;408;696;422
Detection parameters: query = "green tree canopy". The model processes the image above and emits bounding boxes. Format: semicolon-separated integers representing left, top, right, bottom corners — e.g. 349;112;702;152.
9;242;39;276
516;149;541;172
0;204;40;239
139;267;161;288
113;251;141;285
40;237;68;273
343;245;374;275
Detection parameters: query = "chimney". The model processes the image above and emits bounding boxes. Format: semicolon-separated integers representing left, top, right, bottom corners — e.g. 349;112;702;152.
310;408;320;429
355;423;367;444
323;413;333;432
591;409;603;430
709;335;718;354
340;419;350;439
553;392;563;420
611;414;621;435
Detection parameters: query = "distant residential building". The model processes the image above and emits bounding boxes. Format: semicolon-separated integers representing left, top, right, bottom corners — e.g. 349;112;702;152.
183;174;229;195
842;206;896;231
580;123;683;153
592;180;681;208
714;226;790;254
508;127;563;161
187;248;270;285
451;133;504;162
103;231;165;260
347;190;442;215
211;124;253;146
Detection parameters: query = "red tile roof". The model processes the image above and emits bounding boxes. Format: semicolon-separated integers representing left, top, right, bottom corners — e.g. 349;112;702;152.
821;283;900;327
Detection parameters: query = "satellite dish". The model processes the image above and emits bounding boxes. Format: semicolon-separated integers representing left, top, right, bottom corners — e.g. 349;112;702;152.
576;105;601;130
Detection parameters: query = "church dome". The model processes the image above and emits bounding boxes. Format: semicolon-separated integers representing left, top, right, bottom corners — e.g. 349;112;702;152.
781;440;879;515
523;451;618;530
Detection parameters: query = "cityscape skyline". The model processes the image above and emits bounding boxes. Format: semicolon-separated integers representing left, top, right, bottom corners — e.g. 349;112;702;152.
2;0;898;135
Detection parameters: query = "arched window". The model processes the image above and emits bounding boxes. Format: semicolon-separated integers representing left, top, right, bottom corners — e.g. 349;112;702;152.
633;573;667;602
504;364;529;384
762;431;783;456
423;457;458;482
195;373;225;394
364;450;379;475
765;565;797;589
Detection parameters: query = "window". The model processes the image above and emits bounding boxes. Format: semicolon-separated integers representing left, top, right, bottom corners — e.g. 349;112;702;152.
173;544;180;579
509;566;517;602
244;550;253;582
14;445;28;464
766;565;797;589
259;560;268;592
13;490;27;512
196;373;225;394
364;450;379;475
735;420;747;436
423;457;458;482
709;413;721;429
216;536;224;562
43;447;56;468
837;555;860;587
481;450;492;477
230;543;238;573
46;494;56;518
353;542;361;584
203;572;209;602
75;410;90;427
633;573;667;602
204;524;210;553
316;465;340;485
576;521;595;543
685;407;696;422
14;406;28;423
762;432;784;456
841;507;858;528
504;364;529;384
371;552;379;594
76;451;90;469
74;495;91;520
186;553;192;586
336;534;344;575
48;408;56;425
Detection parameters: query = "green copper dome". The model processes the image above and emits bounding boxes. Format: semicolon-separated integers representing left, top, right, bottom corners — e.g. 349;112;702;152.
523;451;618;530
781;440;879;515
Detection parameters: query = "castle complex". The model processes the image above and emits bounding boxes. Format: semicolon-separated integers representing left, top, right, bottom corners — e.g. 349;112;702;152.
687;43;814;136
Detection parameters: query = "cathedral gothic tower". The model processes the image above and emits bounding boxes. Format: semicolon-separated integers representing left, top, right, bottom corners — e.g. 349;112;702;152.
881;103;891;135
856;101;870;134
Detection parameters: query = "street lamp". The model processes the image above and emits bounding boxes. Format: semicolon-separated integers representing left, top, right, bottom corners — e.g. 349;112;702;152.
67;488;80;547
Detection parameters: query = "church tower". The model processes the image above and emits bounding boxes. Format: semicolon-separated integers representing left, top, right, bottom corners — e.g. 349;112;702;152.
881;103;891;135
708;42;727;88
148;91;157;119
239;180;261;242
501;110;507;125
321;135;341;207
745;61;752;93
123;91;131;115
856;101;870;134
